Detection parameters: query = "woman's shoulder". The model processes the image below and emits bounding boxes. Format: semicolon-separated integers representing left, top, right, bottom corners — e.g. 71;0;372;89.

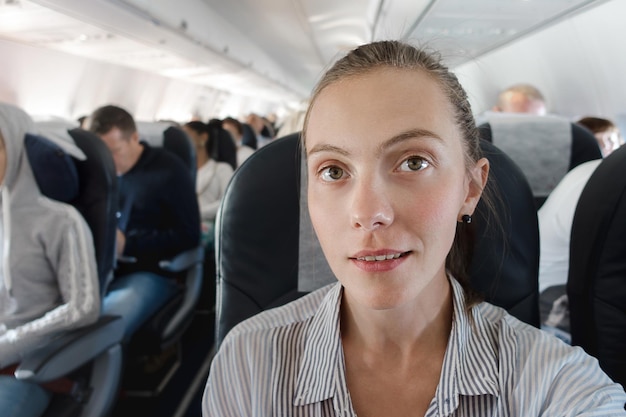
216;160;234;174
475;302;626;412
223;283;336;341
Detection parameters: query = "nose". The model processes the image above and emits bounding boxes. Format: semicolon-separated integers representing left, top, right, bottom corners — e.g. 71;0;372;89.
350;177;394;231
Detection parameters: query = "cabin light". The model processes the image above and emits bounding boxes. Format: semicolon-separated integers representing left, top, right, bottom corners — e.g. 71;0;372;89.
77;34;88;41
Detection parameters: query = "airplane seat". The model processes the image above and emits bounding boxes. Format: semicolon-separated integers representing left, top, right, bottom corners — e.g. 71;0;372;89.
119;121;204;395
568;144;626;387
15;128;123;417
241;123;258;150
478;114;602;209
214;133;540;348
207;120;238;170
469;140;540;326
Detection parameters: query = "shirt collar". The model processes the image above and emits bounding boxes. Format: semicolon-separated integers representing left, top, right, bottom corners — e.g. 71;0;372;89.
293;282;343;405
293;278;501;412
436;278;500;415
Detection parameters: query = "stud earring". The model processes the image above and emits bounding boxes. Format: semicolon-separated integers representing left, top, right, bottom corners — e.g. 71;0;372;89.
461;214;472;224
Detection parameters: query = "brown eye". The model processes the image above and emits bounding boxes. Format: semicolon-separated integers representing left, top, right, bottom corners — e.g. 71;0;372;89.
321;166;344;181
400;156;429;172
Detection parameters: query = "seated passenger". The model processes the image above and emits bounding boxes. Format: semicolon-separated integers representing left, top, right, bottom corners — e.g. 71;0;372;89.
87;105;200;341
0;103;100;417
203;41;626;416
183;121;233;247
577;116;623;157
538;159;602;343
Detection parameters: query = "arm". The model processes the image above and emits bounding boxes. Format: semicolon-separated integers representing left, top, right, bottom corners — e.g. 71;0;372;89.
0;209;100;367
538;345;626;416
199;164;233;222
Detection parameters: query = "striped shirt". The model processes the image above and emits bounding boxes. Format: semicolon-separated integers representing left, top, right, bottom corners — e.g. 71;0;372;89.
203;278;626;416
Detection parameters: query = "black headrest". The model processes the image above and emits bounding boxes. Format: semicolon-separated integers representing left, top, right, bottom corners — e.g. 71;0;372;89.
568;145;626;386
215;133;302;344
25;133;79;203
163;126;196;182
241;124;258;150
208;125;238;170
67;128;119;293
469;140;540;327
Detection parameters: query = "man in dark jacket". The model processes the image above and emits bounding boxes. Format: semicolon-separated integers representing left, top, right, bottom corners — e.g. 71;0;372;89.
88;105;200;340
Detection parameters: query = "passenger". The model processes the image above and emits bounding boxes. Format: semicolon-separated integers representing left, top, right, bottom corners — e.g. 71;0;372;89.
492;83;547;115
480;84;602;206
0;103;100;417
222;117;255;166
207;119;238;170
183;121;233;247
87;105;200;341
577;116;622;157
538;159;602;343
203;41;626;416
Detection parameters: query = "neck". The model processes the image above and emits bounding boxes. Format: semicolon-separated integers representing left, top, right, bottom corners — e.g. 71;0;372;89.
341;275;453;357
197;152;209;168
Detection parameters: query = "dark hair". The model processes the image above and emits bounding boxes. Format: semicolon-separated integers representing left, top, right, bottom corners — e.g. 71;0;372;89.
577;116;617;135
222;117;244;136
184;121;209;136
302;40;494;306
88;105;136;139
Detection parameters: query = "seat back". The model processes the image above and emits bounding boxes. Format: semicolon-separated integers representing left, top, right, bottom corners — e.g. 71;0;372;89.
469;140;540;325
568;145;626;387
479;114;601;208
207;120;238;170
136;121;196;182
215;134;540;346
25;126;122;417
27;126;118;293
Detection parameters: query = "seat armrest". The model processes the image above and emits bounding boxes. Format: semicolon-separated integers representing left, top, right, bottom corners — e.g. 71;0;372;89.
161;246;205;339
158;246;204;272
15;315;124;383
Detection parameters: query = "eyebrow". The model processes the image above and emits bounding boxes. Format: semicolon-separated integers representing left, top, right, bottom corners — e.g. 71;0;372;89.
307;128;443;157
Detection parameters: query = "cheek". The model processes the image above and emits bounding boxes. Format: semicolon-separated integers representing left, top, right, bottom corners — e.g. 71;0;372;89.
308;189;336;237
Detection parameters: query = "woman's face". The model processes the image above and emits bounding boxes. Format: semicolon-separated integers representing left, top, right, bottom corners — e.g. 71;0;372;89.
305;68;487;311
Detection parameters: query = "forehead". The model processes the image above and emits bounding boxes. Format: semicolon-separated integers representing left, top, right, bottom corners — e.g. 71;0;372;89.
100;127;129;145
306;68;458;149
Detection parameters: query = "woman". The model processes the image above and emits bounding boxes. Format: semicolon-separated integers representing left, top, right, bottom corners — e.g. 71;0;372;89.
203;41;626;416
0;103;100;417
183;121;233;247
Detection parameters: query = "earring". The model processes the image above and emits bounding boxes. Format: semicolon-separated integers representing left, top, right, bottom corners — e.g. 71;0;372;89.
461;214;472;224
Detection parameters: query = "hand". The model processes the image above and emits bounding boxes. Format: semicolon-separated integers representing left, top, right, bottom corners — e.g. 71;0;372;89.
116;228;126;258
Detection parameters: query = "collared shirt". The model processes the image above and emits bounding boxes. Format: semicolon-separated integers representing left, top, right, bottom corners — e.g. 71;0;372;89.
203;278;626;416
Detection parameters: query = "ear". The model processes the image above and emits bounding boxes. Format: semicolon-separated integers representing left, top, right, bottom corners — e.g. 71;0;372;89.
461;157;489;216
130;131;140;143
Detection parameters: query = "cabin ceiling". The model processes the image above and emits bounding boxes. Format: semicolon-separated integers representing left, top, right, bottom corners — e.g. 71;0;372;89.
0;0;606;108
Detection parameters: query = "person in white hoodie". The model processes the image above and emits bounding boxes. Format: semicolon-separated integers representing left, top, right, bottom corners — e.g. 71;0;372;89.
0;103;100;417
